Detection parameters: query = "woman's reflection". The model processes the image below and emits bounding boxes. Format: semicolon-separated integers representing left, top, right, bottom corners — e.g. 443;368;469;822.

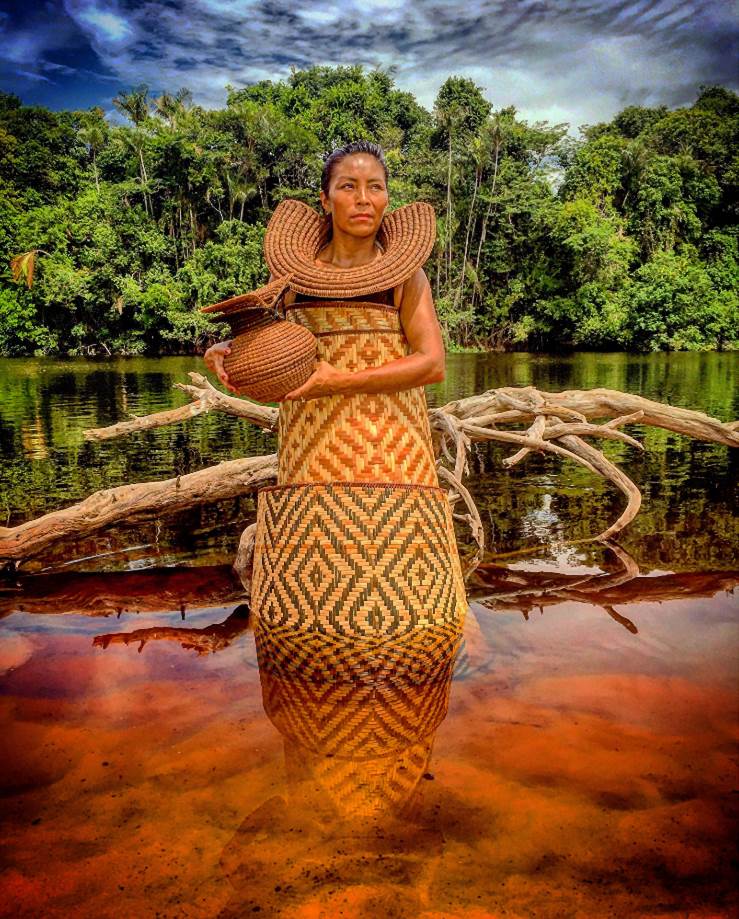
217;616;465;917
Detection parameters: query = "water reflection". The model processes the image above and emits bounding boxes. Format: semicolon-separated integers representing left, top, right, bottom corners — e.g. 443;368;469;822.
1;353;736;572
2;555;737;916
468;543;739;634
87;574;466;916
214;620;464;917
93;605;251;655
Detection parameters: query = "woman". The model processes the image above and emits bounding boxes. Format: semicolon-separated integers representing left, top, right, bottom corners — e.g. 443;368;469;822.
204;140;467;638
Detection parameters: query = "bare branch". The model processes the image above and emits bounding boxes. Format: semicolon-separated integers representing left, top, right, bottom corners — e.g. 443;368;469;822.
0;455;277;562
2;378;736;572
436;464;484;577
84;372;277;441
504;414;547;467
556;435;641;539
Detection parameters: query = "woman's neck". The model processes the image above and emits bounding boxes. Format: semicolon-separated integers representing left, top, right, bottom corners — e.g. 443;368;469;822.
315;227;381;269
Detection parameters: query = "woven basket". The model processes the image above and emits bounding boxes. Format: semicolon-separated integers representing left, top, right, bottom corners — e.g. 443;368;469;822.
223;314;317;403
202;274;318;402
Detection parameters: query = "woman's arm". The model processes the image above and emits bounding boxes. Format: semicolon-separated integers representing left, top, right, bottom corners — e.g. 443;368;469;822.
282;268;445;401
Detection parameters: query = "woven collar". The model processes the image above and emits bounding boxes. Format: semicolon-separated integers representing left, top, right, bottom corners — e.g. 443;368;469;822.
264;198;437;298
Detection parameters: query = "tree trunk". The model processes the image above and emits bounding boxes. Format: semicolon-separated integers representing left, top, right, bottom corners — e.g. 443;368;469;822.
138;147;150;216
446;131;453;296
473;140;501;314
454;166;481;342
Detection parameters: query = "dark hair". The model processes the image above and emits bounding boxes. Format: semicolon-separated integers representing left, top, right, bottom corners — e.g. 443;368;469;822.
320;140;389;197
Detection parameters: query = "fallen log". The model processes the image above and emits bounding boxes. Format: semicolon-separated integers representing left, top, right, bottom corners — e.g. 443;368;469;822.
1;375;737;571
0;563;245;619
92;605;251;656
0;454;276;564
441;385;739;447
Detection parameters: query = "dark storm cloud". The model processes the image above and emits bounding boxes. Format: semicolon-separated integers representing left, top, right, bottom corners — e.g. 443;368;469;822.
1;0;736;131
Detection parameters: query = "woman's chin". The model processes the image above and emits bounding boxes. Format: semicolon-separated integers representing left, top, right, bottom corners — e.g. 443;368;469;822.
337;220;379;237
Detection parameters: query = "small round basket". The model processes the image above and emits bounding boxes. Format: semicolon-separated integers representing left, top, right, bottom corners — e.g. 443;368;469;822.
201;274;317;403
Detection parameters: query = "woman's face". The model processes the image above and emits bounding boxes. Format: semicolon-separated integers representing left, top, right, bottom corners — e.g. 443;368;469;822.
320;154;389;239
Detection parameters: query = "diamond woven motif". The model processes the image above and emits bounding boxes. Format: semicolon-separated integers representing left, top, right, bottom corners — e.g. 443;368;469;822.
245;207;471;826
277;306;437;485
286;303;402;335
251;482;467;638
254;620;463;817
278;390;438;485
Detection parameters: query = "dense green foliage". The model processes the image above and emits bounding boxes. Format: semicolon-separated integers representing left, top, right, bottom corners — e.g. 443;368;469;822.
0;70;736;355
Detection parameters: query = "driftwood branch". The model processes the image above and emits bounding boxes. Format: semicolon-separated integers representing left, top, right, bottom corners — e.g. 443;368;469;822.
1;376;737;570
436;464;484;579
84;373;277;440
3;551;731;653
92;606;251;656
469;546;739;635
3;554;734;622
0;455;276;563
441;385;739;447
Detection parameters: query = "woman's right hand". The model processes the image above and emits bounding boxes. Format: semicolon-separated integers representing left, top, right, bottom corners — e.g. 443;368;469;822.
203;340;238;394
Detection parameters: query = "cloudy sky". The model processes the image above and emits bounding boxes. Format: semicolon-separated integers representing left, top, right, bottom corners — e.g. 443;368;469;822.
1;0;736;134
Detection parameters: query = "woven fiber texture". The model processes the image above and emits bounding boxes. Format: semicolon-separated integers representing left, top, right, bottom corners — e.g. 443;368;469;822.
256;624;461;750
200;273;293;321
286;302;402;335
250;204;468;776
223;318;317;403
264;199;436;298
254;622;462;818
252;482;467;638
277;303;437;484
202;273;318;402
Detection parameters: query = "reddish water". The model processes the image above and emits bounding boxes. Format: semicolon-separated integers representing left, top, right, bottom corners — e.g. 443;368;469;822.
1;561;737;918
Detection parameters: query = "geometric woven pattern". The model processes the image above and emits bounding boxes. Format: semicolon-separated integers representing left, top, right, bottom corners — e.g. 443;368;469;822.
278;387;438;485
251;482;467;638
286;302;402;335
256;619;463;684
259;649;453;758
277;306;437;486
249;278;470;825
283;737;434;820
255;621;462;817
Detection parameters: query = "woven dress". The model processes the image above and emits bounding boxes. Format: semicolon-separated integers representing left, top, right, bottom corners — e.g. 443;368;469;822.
249;199;469;646
242;199;470;846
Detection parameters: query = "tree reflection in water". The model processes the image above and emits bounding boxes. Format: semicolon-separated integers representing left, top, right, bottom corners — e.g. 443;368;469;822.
72;546;739;915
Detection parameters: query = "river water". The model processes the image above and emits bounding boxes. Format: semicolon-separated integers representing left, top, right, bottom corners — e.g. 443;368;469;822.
0;352;737;917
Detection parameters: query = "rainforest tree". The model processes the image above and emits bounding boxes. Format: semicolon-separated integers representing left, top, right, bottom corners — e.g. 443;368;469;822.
0;74;736;356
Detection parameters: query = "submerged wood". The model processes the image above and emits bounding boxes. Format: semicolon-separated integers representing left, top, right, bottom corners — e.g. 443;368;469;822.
4;532;736;647
1;373;737;569
467;541;739;634
0;563;245;619
6;547;729;648
92;606;251;656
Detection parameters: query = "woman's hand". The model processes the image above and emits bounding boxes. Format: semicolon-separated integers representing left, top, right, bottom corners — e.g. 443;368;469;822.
281;360;349;402
203;340;238;394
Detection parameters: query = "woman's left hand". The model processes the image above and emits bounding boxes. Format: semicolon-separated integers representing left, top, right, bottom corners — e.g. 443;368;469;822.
281;360;349;402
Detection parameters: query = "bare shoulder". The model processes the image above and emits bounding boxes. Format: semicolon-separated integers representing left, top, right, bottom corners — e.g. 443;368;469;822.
394;268;431;309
